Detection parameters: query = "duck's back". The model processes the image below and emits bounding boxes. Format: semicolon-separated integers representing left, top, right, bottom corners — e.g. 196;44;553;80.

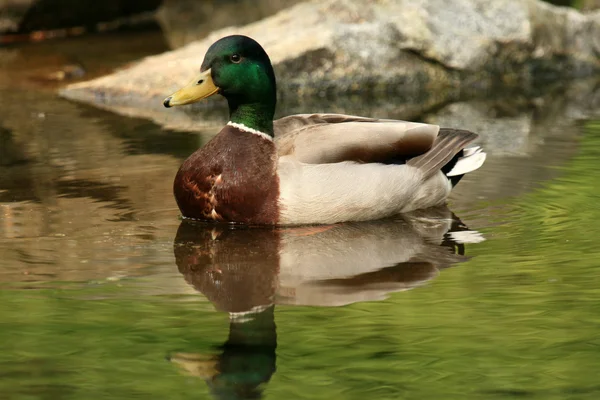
274;114;440;165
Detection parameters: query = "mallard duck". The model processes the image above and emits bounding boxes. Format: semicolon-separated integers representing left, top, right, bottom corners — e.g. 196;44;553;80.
163;35;486;225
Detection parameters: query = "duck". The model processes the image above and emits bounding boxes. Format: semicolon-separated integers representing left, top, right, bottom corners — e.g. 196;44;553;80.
163;35;486;225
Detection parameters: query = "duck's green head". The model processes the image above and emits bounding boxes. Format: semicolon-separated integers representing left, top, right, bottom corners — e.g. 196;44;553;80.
163;35;277;135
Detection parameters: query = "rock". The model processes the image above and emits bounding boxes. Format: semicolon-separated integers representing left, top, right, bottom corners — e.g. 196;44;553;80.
60;0;600;131
0;0;161;34
529;2;600;78
428;78;600;154
157;0;303;49
581;0;600;10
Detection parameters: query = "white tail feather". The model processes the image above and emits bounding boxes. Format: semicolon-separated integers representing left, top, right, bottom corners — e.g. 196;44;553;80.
448;230;486;244
447;151;486;177
462;146;482;157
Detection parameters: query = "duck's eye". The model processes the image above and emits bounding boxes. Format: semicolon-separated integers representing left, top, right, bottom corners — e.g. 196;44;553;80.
230;54;242;63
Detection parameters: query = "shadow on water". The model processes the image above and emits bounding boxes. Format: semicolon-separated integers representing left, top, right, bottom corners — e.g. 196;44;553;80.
169;206;480;399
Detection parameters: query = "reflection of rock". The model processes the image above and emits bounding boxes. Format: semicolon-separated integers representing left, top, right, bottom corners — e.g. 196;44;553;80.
428;80;599;207
0;0;161;34
429;102;534;156
430;80;600;157
0;125;29;168
428;79;600;155
0;95;184;283
0;36;185;284
61;0;600;129
174;206;479;309
0;86;184;283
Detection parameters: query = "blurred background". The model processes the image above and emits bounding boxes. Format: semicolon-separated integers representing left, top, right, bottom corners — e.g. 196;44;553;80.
2;1;599;44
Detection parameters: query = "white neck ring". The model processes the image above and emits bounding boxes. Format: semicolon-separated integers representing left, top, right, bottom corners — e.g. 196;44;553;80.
227;121;273;141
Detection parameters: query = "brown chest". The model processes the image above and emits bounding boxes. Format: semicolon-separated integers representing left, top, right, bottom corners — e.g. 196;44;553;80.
173;126;280;225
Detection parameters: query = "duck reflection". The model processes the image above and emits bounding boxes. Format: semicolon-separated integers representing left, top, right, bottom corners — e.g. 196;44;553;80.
169;306;277;400
170;206;482;399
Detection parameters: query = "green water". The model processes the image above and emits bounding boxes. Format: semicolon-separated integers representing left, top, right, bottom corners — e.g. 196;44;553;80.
1;30;600;400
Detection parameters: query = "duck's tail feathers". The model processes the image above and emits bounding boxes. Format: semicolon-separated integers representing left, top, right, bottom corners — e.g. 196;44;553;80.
407;128;480;180
446;146;486;177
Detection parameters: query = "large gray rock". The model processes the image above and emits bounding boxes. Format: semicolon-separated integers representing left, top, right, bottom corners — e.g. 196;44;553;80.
60;0;600;130
157;0;303;49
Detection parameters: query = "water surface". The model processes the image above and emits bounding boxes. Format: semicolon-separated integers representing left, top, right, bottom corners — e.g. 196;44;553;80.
1;30;600;400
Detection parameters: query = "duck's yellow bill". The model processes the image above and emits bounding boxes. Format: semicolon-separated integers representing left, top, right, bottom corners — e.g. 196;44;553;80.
163;69;219;108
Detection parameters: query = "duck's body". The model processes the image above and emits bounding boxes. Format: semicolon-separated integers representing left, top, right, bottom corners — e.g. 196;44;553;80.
165;35;486;225
174;116;483;225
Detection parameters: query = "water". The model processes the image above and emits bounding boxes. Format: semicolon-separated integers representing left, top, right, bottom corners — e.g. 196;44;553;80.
1;30;600;400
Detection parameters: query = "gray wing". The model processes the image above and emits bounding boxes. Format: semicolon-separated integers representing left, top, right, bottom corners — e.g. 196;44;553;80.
273;113;440;164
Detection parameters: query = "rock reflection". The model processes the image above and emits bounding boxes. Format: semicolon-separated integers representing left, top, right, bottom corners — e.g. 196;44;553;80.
170;206;482;399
